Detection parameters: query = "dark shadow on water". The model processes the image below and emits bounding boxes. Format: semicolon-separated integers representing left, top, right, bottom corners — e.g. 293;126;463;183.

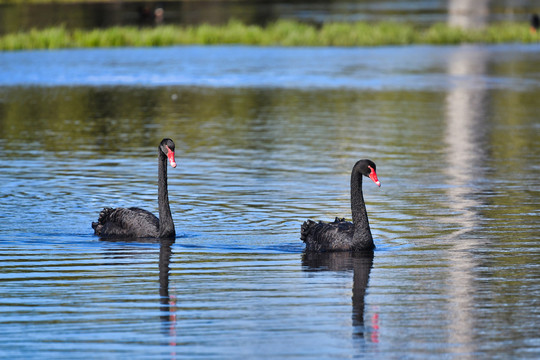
302;251;375;341
99;237;163;244
97;232;191;243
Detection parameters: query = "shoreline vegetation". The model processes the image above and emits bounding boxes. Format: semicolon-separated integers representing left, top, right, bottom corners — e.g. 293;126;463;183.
1;20;539;51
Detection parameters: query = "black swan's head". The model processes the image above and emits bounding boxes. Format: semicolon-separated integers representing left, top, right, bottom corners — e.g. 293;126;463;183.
354;159;381;187
159;138;177;168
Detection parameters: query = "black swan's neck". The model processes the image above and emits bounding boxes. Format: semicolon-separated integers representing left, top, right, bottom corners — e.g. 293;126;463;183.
350;170;374;250
158;150;175;239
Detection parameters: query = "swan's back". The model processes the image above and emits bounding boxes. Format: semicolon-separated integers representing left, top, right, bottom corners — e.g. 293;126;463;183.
92;207;159;238
301;217;355;252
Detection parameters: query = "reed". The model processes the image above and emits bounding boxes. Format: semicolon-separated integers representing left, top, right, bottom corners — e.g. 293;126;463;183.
1;20;538;50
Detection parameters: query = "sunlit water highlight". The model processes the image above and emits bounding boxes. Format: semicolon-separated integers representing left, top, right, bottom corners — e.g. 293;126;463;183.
0;44;539;359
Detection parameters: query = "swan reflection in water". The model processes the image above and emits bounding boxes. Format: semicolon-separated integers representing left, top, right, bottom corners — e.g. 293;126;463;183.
301;251;377;341
159;239;177;342
99;238;177;346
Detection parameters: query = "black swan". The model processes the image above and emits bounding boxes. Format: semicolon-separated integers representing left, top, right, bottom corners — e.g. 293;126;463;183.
531;13;539;34
92;138;177;239
301;159;381;252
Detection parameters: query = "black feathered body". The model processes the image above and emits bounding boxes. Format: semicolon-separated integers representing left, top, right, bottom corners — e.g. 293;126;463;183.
301;217;356;252
92;207;159;238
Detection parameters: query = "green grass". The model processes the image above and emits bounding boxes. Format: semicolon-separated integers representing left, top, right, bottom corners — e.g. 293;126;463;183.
1;20;539;51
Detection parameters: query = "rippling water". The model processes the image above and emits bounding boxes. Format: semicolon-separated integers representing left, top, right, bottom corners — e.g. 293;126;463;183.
1;45;539;359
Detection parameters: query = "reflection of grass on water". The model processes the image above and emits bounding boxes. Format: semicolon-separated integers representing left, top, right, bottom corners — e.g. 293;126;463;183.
1;20;539;50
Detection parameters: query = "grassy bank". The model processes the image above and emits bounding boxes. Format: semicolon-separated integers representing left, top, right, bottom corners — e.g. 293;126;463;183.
1;20;539;50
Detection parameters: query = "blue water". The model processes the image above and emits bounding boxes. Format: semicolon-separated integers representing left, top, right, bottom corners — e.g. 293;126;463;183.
1;44;539;359
2;45;540;90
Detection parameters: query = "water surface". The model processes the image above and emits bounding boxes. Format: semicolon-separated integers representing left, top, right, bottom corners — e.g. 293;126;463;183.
0;44;539;359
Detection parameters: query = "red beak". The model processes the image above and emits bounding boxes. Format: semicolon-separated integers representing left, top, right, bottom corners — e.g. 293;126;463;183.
368;166;381;187
166;147;177;168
